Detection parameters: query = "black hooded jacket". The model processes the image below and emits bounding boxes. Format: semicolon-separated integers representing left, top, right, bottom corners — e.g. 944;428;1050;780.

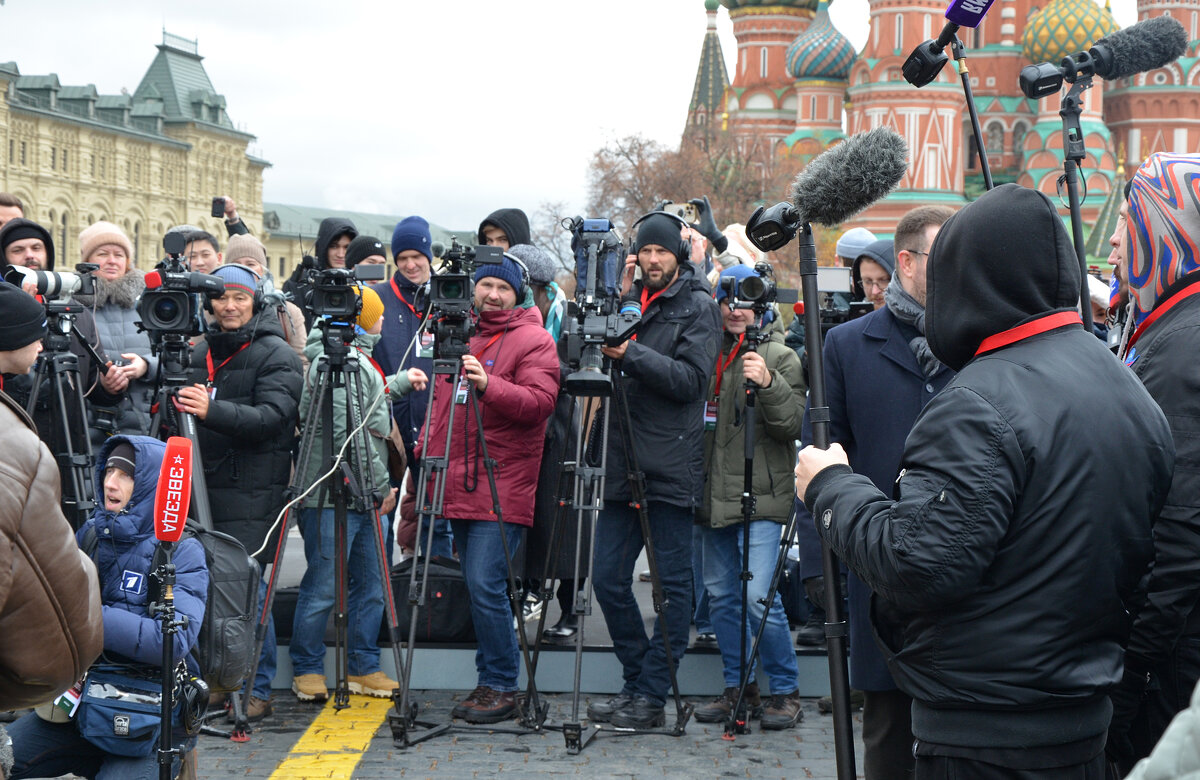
187;306;302;563
283;217;357;330
805;184;1175;750
477;208;530;247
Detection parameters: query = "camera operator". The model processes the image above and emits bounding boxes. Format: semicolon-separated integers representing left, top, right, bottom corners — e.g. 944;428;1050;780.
7;435;207;780
0;219;124;444
224;233;308;370
285;218;357;331
174;264;303;722
693;264;805;730
290;287;428;703
795;184;1175;779
422;254;559;724
74;222;157;440
0;281;103;712
587;212;722;730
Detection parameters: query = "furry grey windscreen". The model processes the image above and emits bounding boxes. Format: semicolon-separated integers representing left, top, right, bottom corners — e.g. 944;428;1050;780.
789;127;909;227
1096;16;1188;80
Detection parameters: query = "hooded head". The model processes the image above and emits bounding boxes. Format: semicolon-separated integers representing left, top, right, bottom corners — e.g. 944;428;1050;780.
0;218;56;271
315;217;358;269
1125;152;1200;320
926;183;1079;372
477;208;531;249
92;435;166;525
852;239;895;307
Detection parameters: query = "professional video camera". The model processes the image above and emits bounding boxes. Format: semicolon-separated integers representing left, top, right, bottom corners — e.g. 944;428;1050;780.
809;265;871;334
137;231;224;341
423;238;503;359
561;217;640;396
308;263;386;322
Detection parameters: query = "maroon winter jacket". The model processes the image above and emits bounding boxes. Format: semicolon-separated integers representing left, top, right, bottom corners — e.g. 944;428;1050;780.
415;305;559;526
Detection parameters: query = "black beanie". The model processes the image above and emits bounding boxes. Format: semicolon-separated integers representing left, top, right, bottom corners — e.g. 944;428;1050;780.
0;281;47;351
105;441;136;477
634;213;685;259
344;235;387;269
0;218;55;271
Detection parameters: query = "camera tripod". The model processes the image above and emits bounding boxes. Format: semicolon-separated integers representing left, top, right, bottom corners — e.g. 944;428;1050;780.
25;301;103;529
389;353;549;748
522;363;694;754
244;320;411;732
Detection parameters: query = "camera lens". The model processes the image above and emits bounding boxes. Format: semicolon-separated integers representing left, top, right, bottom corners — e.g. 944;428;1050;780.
326;292;347;309
740;276;766;301
439;279;465;300
152;296;180;325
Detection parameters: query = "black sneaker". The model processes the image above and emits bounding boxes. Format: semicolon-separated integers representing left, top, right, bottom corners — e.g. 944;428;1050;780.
760;690;804;730
586;693;634;723
609;695;666;729
795;608;826;647
451;685;489;719
694;682;761;723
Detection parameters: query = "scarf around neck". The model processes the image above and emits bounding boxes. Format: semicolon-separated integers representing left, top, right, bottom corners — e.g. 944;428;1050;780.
885;277;942;378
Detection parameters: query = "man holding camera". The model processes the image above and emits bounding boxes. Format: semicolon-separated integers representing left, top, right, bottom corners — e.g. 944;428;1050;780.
587;212;722;729
694;264;805;730
420;254;559;724
175;264;303;721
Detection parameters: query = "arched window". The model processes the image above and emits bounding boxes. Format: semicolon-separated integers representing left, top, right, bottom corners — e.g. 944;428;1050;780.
760;47;769;78
60;212;69;261
895;15;904;50
134;221;142;267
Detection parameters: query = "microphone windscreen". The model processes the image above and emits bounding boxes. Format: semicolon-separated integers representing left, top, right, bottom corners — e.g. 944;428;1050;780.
1096;16;1188;80
944;0;997;28
790;127;909;227
143;271;162;289
153;436;192;543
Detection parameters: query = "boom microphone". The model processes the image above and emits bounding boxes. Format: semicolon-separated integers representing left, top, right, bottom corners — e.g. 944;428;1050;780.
153;436;192;543
944;0;996;27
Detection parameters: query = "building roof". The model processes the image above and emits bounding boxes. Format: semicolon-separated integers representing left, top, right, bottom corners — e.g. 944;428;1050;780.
132;32;248;136
786;0;855;81
262;202;469;249
689;3;731;118
1022;0;1118;64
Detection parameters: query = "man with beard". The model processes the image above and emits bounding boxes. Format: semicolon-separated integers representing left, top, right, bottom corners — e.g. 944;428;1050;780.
587;211;722;729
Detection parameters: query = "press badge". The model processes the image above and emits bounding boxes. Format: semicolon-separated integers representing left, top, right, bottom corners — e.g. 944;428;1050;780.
455;378;470;405
704;401;718;430
418;331;435;359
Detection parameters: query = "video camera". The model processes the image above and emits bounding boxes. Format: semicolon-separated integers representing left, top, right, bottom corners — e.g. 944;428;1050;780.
2;263;103;358
137;232;224;340
308;263;385;322
810;266;871;334
561;217;640;396
424;238;503;360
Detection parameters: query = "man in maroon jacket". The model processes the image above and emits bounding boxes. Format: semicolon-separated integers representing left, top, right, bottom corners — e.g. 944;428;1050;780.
416;254;560;724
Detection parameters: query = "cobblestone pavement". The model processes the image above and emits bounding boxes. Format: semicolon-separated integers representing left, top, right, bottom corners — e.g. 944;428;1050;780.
194;691;865;779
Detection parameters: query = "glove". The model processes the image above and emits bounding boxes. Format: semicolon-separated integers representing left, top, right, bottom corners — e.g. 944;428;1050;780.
689;196;728;254
803;576;825;609
1104;662;1151;772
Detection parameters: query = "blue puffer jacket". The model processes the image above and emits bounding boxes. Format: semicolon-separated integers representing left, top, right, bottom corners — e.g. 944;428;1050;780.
77;435;208;673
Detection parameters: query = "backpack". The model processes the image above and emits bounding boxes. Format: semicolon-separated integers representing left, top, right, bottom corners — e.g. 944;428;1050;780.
82;522;262;694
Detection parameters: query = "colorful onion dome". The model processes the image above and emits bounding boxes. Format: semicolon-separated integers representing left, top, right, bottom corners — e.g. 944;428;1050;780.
786;1;855;80
1022;0;1119;65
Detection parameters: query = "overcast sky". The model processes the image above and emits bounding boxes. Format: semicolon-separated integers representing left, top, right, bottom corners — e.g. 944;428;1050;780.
0;0;1137;231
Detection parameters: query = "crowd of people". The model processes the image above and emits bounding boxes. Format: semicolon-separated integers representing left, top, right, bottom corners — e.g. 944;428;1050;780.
1;152;1200;779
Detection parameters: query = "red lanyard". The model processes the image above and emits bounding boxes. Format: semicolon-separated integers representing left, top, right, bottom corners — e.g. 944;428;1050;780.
632;286;669;342
973;311;1081;357
475;332;503;368
205;342;251;385
354;347;387;381
713;334;745;401
390;277;422;319
1126;279;1200;351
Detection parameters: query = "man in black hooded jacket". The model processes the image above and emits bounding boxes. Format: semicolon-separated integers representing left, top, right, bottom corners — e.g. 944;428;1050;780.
477;207;530;251
284;216;357;330
795;184;1175;779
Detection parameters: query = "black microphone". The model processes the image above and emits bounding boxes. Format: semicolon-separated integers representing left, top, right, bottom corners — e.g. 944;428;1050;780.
746;128;908;252
1020;15;1188;97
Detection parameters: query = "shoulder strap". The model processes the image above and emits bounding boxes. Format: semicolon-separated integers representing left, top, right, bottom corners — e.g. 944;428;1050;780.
81;526;99;559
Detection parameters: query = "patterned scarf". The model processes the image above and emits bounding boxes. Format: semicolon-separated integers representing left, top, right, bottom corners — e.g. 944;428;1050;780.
885;277;942;378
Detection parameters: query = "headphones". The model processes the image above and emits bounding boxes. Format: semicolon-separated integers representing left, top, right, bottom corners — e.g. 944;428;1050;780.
203;263;264;314
496;251;532;301
630;210;692;263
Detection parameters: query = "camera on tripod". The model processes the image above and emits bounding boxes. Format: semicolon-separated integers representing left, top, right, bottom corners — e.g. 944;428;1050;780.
137;232;224;338
308;264;384;321
561;217;640;396
717;262;779;313
423;238;503;360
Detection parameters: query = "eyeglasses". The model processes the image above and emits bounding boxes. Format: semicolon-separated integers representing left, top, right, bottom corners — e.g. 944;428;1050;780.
857;278;890;292
906;250;929;257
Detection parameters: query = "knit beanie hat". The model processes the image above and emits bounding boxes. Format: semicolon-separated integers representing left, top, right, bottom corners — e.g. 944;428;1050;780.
392;216;432;262
211;263;260;299
0;281;47;350
634;213;685;259
835;227;877;261
345;235;387;269
225;233;267;267
79;221;133;264
1127;152;1200;319
105;441;136;478
506;243;555;285
0;219;56;270
474;255;525;296
355;285;385;330
714;263;759;303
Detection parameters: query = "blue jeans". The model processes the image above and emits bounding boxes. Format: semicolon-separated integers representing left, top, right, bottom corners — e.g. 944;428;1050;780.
8;710;186;780
290;507;387;677
449;519;524;692
244;576;276;700
593;501;694;705
692;525;712;633
702;521;800;693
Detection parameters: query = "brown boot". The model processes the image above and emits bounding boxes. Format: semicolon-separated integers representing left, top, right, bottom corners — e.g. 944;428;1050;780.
462;687;516;724
761;689;803;730
451;685;489;719
693;682;762;723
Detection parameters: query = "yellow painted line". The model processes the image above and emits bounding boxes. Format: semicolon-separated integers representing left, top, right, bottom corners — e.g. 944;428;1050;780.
269;697;392;780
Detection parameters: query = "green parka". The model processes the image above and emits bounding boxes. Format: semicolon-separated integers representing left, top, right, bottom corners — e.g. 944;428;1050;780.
698;317;805;528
